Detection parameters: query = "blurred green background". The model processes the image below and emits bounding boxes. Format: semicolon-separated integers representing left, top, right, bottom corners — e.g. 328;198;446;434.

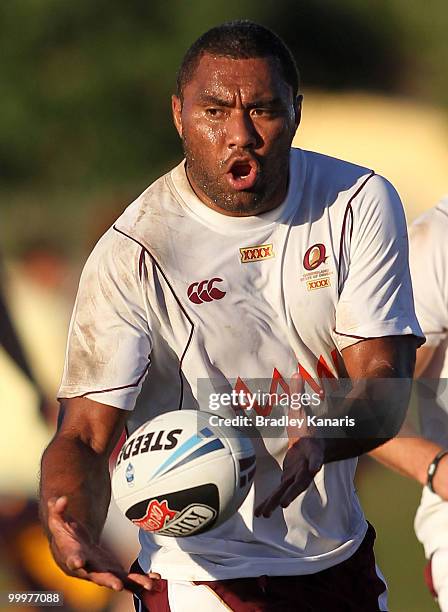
2;1;448;610
2;0;448;256
356;457;437;611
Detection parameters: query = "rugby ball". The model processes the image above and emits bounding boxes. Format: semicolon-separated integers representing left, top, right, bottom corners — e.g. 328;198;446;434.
111;410;255;537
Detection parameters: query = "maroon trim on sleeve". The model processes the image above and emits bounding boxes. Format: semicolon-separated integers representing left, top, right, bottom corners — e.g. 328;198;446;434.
138;247;146;281
77;361;151;397
436;205;448;221
337;171;375;296
113;225;195;412
334;330;425;349
334;330;368;340
337;203;353;296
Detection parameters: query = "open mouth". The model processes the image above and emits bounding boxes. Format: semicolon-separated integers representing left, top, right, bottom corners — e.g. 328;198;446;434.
226;159;258;190
231;162;252;180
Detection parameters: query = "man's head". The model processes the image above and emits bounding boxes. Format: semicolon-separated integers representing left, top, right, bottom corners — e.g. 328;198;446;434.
172;20;302;216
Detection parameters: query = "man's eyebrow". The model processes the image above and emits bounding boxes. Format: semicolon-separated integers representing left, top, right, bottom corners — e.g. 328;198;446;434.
246;97;283;109
196;94;235;107
196;94;285;109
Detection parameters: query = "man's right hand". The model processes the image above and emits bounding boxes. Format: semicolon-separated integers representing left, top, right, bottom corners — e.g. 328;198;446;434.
47;496;161;594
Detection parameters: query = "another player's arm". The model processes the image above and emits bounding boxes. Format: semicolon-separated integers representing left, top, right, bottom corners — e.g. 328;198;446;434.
256;334;419;517
369;344;448;499
40;396;160;592
413;345;438;378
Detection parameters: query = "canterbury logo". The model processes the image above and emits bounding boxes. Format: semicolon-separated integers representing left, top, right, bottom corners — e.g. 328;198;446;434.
187;278;226;304
240;243;274;263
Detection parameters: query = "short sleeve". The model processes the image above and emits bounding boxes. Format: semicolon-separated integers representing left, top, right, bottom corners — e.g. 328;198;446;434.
58;228;152;410
409;205;448;347
334;174;424;351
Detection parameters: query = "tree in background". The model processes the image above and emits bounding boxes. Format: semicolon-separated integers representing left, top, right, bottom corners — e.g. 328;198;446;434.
1;0;447;254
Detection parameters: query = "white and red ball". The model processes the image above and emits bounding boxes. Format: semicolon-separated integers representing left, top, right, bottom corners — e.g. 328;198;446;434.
112;410;255;537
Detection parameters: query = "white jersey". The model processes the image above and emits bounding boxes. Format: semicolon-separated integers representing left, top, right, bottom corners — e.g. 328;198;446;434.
59;148;422;580
411;196;448;558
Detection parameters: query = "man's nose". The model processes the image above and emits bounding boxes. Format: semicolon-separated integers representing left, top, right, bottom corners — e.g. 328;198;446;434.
226;110;258;149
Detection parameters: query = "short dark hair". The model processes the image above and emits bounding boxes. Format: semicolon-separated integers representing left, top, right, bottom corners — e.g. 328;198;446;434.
176;20;300;100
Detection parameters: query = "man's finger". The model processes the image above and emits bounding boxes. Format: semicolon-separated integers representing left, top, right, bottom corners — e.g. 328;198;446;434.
86;571;124;591
48;496;68;516
66;553;86;571
129;572;162;585
47;497;72;536
255;486;287;517
62;563;126;592
49;526;85;570
280;473;314;508
124;573;163;593
254;491;280;518
254;477;294;518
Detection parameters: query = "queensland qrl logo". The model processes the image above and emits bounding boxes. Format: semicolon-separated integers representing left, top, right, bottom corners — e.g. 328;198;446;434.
303;244;328;271
187;278;226;304
240;243;274;263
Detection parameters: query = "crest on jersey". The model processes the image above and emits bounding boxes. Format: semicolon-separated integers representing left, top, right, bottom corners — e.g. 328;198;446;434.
303;244;328;271
240;243;274;263
300;243;332;290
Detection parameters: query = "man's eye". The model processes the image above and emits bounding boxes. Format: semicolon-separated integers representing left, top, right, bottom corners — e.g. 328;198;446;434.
251;108;272;117
206;108;223;117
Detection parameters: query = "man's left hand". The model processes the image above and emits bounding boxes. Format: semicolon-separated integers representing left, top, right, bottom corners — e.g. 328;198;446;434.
255;437;324;518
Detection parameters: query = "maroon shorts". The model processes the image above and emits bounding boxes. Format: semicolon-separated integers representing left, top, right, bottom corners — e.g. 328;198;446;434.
424;557;437;599
132;523;387;611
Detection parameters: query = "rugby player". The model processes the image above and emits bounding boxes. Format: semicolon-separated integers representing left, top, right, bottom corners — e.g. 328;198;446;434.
372;195;448;611
40;21;423;611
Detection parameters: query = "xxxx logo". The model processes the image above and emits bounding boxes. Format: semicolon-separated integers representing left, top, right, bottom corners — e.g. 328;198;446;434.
240;243;274;263
187;278;226;304
307;278;330;291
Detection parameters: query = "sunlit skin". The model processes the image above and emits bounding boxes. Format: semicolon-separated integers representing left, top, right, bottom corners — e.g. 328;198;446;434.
172;54;302;216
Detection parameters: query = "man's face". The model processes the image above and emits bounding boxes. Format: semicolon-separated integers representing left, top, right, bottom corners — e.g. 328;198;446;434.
172;54;301;216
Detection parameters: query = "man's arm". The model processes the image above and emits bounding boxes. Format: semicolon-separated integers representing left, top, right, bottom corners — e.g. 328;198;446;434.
40;397;160;592
255;334;419;517
324;334;418;459
369;344;448;500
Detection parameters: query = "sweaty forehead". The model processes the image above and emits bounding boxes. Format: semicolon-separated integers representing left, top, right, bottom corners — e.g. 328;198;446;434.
184;54;290;102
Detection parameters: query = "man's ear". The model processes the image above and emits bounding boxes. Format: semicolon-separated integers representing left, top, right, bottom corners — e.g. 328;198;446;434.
172;95;183;138
294;94;303;130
